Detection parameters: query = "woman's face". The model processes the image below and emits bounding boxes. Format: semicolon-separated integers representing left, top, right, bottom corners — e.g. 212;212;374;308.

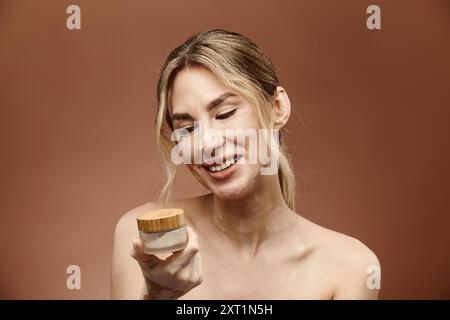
169;66;266;200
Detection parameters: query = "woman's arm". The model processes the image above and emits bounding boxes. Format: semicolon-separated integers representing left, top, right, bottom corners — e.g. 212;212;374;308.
111;208;148;300
111;203;203;300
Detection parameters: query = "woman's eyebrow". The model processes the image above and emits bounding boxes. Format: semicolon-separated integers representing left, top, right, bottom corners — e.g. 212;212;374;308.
171;92;237;123
206;92;237;112
171;112;193;122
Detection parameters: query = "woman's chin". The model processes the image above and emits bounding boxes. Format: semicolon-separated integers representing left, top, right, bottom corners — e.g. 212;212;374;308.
209;180;252;201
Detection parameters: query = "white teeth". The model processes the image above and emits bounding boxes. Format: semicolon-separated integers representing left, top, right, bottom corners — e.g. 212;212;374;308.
207;158;235;172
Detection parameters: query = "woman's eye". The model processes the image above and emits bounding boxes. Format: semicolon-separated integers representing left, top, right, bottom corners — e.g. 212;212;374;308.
184;126;195;133
216;109;237;120
174;126;195;141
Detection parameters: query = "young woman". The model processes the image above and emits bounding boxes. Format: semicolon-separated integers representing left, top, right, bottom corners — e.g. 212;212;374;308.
111;29;380;300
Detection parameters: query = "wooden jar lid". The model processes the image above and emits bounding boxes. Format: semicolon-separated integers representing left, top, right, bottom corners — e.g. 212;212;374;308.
137;208;185;233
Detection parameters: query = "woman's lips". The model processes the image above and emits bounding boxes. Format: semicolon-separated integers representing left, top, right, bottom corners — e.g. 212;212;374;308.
202;154;243;182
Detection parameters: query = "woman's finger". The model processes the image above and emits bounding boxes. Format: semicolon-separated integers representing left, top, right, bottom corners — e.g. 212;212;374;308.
130;238;163;267
163;226;199;268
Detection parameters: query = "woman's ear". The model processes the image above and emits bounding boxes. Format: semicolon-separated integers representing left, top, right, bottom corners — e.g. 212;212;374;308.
272;86;291;129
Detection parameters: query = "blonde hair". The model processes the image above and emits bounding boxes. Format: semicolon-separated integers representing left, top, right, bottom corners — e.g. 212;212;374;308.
155;29;296;211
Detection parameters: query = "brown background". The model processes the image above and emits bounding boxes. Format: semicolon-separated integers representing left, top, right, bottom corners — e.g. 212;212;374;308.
0;0;449;299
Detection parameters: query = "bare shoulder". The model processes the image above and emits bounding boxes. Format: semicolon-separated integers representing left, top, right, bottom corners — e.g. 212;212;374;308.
299;216;381;299
297;215;379;263
114;201;165;236
320;225;378;268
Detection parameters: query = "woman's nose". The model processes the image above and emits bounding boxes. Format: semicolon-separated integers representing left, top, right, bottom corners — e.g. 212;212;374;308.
199;123;224;159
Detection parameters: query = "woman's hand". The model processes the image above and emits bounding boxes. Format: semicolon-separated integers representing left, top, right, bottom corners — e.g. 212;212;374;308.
130;226;203;299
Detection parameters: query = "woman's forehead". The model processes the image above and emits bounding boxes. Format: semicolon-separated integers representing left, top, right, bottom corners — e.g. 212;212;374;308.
172;67;224;98
170;68;237;114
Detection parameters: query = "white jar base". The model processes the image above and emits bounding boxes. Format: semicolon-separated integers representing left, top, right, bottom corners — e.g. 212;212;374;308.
139;226;188;255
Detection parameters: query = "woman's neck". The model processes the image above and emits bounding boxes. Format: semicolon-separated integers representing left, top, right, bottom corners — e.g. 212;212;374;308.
206;174;296;258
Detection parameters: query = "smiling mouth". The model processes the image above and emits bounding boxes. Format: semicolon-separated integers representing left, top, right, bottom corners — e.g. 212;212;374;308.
203;154;242;173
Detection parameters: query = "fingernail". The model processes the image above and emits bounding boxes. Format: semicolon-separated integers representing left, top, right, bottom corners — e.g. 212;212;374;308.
132;239;139;249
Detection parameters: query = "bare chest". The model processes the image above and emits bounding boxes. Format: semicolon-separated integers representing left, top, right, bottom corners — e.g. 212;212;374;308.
178;248;335;300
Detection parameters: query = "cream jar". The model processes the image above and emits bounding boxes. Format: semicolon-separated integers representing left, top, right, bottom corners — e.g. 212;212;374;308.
137;208;188;255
